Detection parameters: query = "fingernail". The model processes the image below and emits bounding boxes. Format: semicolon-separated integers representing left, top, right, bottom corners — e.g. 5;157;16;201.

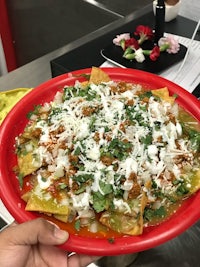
54;227;69;240
47;220;60;229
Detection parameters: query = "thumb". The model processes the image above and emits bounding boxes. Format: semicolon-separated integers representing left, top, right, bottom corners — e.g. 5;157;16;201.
0;218;69;246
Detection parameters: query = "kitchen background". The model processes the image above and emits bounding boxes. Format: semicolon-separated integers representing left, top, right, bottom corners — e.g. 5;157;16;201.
0;0;199;76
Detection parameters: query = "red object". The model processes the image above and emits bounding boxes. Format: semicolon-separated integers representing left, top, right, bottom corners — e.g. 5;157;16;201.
0;0;17;71
134;25;154;43
125;37;139;50
150;46;161;61
0;68;200;256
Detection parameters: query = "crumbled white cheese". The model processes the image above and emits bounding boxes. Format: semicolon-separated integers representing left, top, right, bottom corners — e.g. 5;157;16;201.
20;79;198;220
72;192;90;211
37;173;52;189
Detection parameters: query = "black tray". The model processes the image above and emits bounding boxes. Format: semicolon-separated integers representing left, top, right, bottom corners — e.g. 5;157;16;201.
101;42;187;74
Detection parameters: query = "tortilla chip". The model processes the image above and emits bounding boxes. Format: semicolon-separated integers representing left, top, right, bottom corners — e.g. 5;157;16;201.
100;211;142;235
81;81;89;88
89;67;111;84
186;169;200;194
100;192;147;235
21;191;32;202
54;214;68;223
182;169;200;197
18;152;42;177
165;169;200;203
25;189;69;216
151;87;175;104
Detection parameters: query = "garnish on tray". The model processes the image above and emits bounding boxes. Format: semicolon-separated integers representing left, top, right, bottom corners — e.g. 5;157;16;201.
113;25;180;63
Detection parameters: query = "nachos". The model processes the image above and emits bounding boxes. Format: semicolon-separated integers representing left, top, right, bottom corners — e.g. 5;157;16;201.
15;68;200;236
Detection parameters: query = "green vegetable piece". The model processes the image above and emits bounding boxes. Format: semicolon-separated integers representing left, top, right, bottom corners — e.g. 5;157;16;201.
92;191;111;213
74;219;81;231
144;206;166;221
27;105;42;119
107;237;115;244
73;174;94;183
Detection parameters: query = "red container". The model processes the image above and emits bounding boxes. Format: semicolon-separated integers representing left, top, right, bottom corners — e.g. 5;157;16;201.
0;68;200;255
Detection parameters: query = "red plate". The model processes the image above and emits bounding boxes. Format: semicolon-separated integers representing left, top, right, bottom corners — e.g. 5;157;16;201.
0;68;200;255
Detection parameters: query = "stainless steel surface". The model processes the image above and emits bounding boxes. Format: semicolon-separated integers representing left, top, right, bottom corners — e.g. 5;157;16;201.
7;0;120;66
87;0;152;16
6;0;152;67
0;24;115;90
0;5;151;91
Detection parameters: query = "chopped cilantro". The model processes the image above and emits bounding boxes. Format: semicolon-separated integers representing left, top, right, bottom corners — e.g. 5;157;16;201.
73;73;90;80
74;146;81;155
188;129;200;152
182;123;200;152
59;183;67;190
99;181;113;195
140;134;153;147
63;85;97;101
63;86;76;100
107;237;115;244
144;206;166;221
104;126;110;132
27;105;42;119
154;121;161;130
48;107;63;120
101;138;133;161
172;93;178;99
89;116;96;131
18;173;24;188
152;180;158;189
85;89;97;101
92;191;112;213
176;183;189;196
139;105;147;112
41;176;47;182
74;184;87;195
74;219;81;231
73;174;94;183
173;179;189;196
139;91;153;99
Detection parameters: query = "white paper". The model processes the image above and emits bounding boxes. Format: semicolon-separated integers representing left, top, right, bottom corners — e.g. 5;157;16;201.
160;34;200;93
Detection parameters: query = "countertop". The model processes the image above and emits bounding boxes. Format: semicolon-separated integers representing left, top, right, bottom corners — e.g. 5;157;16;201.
0;5;200;91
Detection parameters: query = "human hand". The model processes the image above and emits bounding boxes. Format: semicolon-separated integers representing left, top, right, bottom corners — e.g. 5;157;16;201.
0;218;99;267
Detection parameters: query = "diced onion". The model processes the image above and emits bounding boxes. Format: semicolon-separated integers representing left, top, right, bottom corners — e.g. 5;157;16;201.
25;143;33;152
152;201;162;210
89;221;98;233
